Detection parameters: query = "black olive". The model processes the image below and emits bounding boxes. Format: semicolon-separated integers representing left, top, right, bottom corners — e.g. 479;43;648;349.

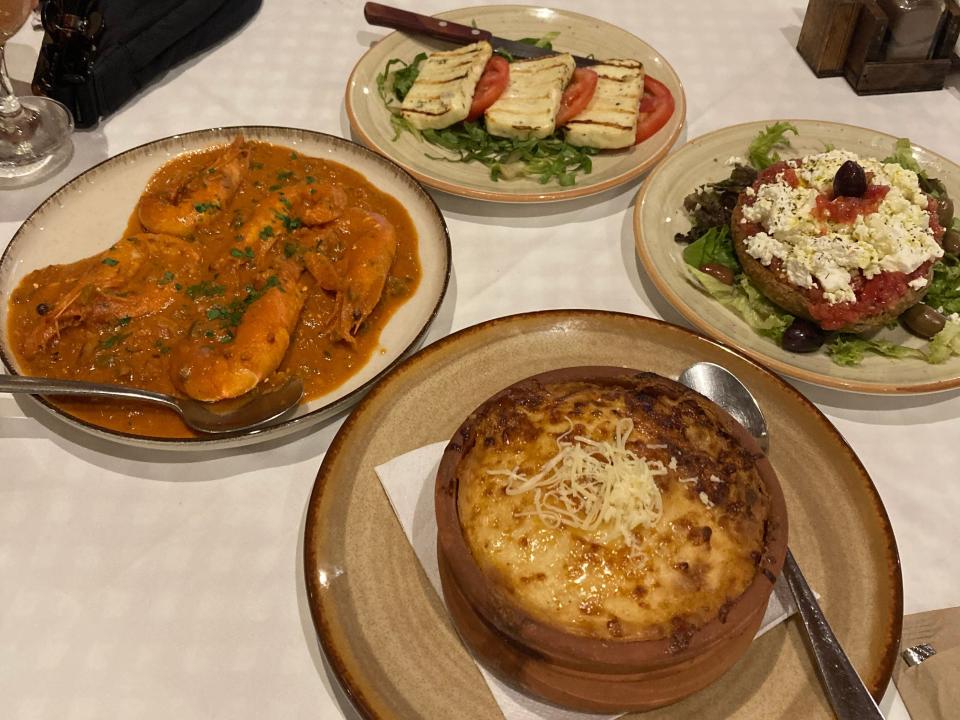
937;197;954;228
782;318;826;353
943;229;960;256
833;160;867;198
36;303;49;316
901;304;946;339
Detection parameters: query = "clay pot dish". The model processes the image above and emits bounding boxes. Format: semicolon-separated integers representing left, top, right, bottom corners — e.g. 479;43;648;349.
435;366;789;712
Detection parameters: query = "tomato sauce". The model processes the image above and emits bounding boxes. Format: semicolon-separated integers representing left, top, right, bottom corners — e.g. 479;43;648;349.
7;141;422;437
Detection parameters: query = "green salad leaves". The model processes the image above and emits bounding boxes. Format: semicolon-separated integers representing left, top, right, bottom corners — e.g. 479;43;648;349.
746;121;798;171
680;126;960;368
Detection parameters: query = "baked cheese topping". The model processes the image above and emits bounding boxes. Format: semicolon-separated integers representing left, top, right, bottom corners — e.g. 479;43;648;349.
456;376;770;644
740;150;943;304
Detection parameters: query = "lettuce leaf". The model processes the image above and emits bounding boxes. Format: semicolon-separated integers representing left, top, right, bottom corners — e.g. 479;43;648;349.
881;137;947;199
681;226;740;271
926;316;960;364
825;336;925;366
688;268;793;342
926;257;960;315
747;122;798;170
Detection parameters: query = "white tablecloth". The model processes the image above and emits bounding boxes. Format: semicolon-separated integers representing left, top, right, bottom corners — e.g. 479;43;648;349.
2;1;958;718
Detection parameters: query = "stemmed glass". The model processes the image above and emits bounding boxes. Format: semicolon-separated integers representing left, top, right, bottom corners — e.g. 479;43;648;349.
0;0;72;178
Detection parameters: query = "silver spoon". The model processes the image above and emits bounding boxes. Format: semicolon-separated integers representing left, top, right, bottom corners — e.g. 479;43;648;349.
0;374;304;434
678;361;883;720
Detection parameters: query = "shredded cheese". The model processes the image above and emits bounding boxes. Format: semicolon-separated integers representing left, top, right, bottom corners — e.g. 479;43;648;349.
487;418;665;551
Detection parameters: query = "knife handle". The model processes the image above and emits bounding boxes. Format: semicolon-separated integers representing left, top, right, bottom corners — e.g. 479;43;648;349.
364;2;493;45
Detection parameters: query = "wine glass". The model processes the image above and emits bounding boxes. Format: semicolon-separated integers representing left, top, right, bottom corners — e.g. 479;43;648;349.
0;0;72;178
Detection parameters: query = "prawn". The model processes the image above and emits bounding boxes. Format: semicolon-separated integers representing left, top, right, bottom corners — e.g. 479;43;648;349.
138;136;247;237
309;208;397;345
24;234;200;357
169;259;307;402
237;182;348;263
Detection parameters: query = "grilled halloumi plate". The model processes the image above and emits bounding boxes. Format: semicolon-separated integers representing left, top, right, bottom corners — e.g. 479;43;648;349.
400;41;493;130
483;54;576;140
565;59;646;150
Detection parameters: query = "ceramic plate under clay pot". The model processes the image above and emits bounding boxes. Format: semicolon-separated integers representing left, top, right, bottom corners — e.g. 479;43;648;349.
346;5;686;203
303;310;902;719
633;119;960;394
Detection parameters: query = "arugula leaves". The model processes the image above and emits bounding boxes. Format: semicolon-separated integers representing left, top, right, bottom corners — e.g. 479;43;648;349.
517;32;560;50
747;121;798;170
681;226;739;271
421;122;595;185
377;52;428;105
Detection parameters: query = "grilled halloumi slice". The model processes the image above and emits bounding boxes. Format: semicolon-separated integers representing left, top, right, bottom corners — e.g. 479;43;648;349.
564;59;645;149
484;54;575;140
400;41;493;130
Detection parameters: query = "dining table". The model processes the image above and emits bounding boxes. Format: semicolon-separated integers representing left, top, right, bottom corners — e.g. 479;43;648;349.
1;1;958;718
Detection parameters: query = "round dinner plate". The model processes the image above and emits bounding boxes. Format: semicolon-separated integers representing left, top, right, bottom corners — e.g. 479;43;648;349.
0;126;451;450
633;119;960;394
304;311;901;719
346;5;686;203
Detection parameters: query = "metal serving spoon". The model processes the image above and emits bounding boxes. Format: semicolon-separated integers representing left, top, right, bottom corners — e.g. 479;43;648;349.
678;362;883;720
0;375;304;434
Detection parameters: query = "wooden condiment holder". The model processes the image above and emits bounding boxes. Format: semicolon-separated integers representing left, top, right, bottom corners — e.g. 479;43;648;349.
798;0;960;94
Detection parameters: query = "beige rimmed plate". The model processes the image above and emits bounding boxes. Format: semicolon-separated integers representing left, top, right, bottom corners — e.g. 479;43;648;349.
304;310;902;719
634;119;960;394
0;126;451;450
346;5;686;203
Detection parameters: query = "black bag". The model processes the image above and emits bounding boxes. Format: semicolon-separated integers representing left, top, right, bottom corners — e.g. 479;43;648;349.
32;0;262;128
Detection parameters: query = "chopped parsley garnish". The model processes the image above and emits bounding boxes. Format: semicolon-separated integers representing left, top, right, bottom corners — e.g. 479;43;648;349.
98;332;129;350
268;184;281;192
249;161;264;170
204;276;284;341
274;212;302;231
284;242;298;258
259;226;275;241
290;152;298;160
306;175;316;184
185;280;225;299
194;201;220;213
230;246;256;261
102;257;119;266
157;271;175;286
277;170;294;181
117;316;132;327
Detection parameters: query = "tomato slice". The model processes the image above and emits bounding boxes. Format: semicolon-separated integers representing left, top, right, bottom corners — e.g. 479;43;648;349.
635;76;675;144
555;68;598;126
466;56;509;122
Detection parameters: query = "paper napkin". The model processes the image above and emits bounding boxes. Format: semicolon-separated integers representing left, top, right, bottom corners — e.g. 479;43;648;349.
375;442;806;720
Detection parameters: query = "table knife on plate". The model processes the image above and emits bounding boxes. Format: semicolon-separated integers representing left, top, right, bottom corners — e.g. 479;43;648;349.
363;2;599;67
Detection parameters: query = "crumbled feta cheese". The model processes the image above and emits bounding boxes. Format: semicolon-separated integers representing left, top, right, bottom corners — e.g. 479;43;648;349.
698;491;715;508
668;456;678;470
742;149;943;305
908;277;928;290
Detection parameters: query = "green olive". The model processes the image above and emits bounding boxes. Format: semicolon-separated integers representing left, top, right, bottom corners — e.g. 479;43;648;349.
902;303;946;339
943;229;960;257
937;197;954;228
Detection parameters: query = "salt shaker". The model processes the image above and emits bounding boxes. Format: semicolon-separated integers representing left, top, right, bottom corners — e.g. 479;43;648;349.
876;0;948;59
